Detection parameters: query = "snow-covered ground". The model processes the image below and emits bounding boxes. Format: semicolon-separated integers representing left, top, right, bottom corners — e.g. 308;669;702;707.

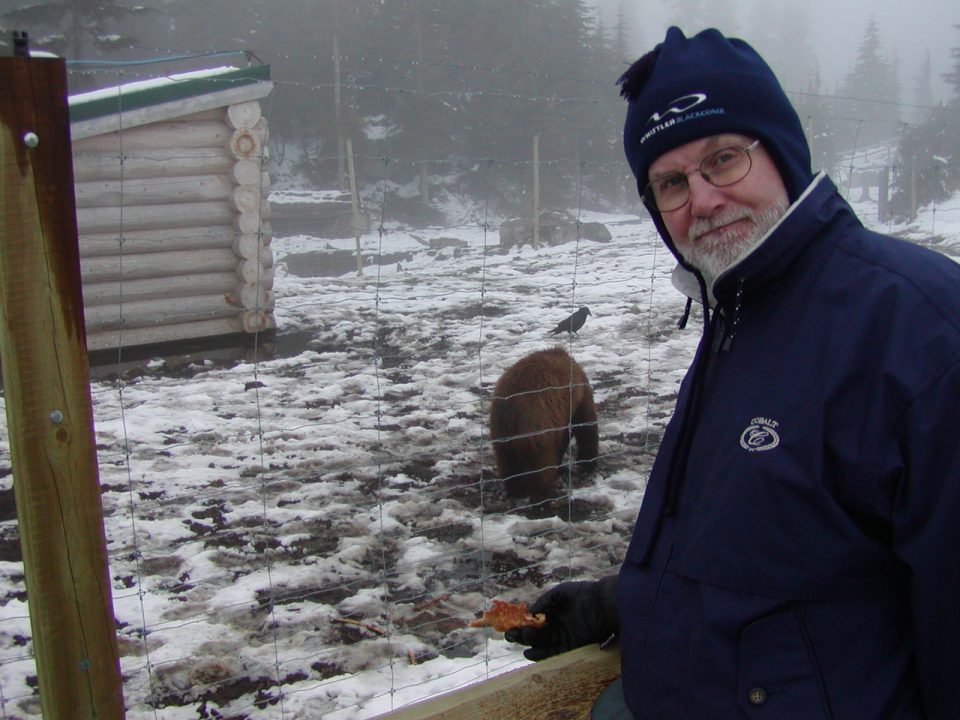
0;189;958;719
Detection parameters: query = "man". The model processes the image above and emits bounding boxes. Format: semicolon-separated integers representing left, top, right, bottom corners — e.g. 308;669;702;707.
507;26;960;719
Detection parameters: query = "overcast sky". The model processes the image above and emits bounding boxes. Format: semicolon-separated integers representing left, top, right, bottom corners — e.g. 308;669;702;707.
597;0;957;103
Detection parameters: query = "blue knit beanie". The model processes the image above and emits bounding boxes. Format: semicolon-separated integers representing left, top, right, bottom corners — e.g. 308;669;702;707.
622;27;813;207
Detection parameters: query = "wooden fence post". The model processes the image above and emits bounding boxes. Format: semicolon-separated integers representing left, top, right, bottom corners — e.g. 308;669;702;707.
910;156;918;221
346;137;363;276
878;165;890;223
532;134;540;250
0;54;125;719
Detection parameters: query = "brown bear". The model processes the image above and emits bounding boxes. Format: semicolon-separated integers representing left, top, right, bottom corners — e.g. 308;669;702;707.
489;346;599;501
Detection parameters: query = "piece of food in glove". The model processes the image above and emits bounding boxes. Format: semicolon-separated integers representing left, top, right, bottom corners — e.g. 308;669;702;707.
469;599;547;632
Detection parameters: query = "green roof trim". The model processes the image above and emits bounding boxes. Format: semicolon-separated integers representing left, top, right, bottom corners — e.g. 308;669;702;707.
68;64;271;124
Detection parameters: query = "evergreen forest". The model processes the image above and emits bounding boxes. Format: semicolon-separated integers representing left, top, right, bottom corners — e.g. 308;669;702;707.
1;0;958;218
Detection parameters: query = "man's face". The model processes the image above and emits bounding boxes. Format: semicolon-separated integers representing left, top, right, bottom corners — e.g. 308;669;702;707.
648;133;789;282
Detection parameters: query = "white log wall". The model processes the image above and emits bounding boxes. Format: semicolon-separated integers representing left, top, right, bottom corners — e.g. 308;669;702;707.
73;99;275;351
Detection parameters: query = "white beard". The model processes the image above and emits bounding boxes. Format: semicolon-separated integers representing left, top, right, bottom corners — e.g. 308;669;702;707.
679;196;789;288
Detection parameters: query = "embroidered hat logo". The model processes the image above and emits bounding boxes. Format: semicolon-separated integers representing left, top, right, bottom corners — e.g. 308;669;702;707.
645;93;708;126
739;417;780;452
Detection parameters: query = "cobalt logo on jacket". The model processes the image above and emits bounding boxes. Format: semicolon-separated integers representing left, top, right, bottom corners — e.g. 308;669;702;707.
738;417;780;453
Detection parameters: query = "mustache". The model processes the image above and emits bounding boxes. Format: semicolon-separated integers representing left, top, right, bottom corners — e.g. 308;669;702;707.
687;208;755;243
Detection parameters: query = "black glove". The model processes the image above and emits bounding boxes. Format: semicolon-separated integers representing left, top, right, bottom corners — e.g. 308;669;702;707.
505;575;619;661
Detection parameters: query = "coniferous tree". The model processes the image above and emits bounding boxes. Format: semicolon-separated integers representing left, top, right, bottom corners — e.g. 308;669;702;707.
612;2;632;63
837;16;900;151
34;0;642;211
589;0;641;209
889;111;955;219
0;0;145;61
930;24;960;193
946;23;960;106
912;52;935;122
890;23;960;217
793;61;842;176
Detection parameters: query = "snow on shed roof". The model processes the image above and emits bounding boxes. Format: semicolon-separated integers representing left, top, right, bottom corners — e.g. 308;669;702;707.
69;64;272;140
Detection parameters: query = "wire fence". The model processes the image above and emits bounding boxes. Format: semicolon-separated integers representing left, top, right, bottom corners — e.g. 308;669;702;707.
0;47;958;719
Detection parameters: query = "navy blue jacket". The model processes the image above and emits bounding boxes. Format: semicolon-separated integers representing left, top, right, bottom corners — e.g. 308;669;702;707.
618;175;960;718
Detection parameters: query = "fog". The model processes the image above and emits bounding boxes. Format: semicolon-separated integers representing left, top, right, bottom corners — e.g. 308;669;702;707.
597;0;956;102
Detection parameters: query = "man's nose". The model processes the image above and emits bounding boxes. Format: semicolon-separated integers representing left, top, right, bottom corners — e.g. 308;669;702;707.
687;172;725;216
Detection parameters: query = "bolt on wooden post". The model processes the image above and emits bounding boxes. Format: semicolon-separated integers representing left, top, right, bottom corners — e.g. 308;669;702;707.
0;49;126;718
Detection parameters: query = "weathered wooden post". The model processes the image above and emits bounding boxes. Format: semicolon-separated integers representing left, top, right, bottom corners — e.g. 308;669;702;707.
334;29;346;192
0;48;126;719
910;156;918;221
878;165;890;223
532;133;541;250
346;137;363;276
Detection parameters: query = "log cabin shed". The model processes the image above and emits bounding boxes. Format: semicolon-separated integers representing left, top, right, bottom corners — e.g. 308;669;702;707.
68;64;275;353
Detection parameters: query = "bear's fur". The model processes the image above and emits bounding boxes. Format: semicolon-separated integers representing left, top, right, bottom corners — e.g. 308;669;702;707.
489;346;599;500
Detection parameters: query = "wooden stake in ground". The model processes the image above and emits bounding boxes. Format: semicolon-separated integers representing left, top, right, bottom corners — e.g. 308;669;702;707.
532;133;540;250
346;137;363;276
0;54;125;719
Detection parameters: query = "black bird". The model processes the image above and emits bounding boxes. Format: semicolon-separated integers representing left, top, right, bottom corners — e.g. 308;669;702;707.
547;306;591;336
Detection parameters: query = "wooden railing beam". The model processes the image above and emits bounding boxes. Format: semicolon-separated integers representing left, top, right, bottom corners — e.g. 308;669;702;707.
373;644;620;720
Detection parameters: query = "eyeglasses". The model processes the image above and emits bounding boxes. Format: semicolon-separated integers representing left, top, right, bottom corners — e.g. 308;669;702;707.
644;140;761;212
